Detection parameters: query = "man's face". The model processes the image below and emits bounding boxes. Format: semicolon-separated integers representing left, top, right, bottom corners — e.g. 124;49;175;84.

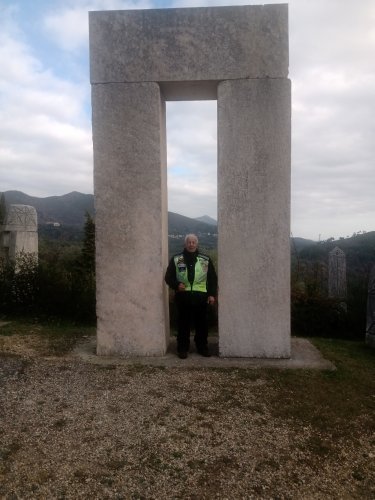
185;237;198;253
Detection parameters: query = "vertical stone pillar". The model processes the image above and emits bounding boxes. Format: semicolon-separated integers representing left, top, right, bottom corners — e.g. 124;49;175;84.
92;82;169;356
218;78;291;357
328;246;347;299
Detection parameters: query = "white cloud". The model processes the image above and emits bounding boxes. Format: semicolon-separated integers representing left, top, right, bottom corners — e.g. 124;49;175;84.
288;0;375;239
165;0;375;237
43;0;154;52
0;7;92;197
170;0;285;7
166;101;217;218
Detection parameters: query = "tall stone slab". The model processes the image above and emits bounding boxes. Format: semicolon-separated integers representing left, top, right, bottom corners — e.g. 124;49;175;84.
328;246;347;299
218;79;291;357
92;82;169;356
90;4;291;358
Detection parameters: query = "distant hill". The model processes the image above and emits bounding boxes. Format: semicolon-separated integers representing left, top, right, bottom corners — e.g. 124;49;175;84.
2;192;218;252
297;231;375;275
168;212;217;254
168;212;217;235
2;191;218;233
3;190;94;226
4;192;372;267
195;215;217;226
291;237;316;253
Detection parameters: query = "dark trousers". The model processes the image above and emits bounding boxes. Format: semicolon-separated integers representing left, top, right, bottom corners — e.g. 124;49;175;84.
175;292;208;353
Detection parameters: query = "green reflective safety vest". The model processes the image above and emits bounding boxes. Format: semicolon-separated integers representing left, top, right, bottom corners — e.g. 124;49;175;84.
174;253;209;293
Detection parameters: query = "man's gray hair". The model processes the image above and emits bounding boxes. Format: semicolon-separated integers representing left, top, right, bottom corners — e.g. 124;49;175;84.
184;233;198;244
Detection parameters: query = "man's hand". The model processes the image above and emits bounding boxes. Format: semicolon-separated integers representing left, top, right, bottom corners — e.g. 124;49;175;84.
207;296;215;305
177;283;186;291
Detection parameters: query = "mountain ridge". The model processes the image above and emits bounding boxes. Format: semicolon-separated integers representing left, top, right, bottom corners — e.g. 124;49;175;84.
2;191;217;234
4;192;373;258
3;190;95;226
195;215;217;226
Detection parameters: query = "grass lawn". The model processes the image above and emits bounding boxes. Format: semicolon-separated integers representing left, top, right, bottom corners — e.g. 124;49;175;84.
0;319;96;356
267;337;375;431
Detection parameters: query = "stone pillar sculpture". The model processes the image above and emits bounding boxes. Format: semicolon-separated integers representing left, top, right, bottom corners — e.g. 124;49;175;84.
89;5;291;357
366;265;375;348
92;83;169;356
0;204;38;261
328;246;347;299
218;79;291;357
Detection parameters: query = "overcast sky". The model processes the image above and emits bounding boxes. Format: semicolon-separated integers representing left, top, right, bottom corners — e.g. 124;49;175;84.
1;0;374;240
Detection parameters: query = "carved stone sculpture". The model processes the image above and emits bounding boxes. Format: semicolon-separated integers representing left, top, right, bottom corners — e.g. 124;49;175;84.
328;246;347;299
0;204;38;261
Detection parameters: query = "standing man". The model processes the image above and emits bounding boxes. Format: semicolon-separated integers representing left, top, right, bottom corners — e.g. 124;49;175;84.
165;234;217;359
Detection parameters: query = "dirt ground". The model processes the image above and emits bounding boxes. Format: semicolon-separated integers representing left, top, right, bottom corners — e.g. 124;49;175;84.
0;331;374;499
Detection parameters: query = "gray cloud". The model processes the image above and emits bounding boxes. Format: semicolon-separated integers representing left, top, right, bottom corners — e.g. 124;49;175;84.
287;0;375;237
1;0;374;239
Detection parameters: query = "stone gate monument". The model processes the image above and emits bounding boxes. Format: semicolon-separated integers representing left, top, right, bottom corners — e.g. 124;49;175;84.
89;5;291;358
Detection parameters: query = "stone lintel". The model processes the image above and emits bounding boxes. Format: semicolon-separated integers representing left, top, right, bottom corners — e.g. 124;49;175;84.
89;4;288;84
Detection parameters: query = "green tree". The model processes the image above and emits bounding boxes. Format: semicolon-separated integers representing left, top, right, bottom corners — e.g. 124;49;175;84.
70;212;96;322
81;211;95;272
0;252;38;314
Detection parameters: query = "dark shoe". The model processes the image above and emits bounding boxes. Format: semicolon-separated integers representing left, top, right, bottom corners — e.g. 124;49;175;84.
197;347;211;357
178;352;188;359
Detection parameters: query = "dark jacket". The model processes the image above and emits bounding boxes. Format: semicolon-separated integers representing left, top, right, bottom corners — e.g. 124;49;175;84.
165;249;217;297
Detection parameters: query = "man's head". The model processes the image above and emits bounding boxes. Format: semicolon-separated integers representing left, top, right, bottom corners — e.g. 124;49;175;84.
184;234;198;253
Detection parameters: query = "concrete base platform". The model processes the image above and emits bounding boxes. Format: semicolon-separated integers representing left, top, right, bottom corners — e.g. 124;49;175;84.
74;336;335;370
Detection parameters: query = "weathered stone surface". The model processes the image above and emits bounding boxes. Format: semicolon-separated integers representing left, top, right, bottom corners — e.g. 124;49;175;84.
89;5;288;86
328;246;347;299
2;204;37;232
217;78;291;358
0;205;38;260
92;82;169;356
366;264;375;347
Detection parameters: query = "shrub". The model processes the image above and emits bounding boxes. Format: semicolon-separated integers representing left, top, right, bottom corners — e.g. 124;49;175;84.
35;214;96;323
0;213;96;324
291;265;369;340
0;252;38;314
291;290;348;338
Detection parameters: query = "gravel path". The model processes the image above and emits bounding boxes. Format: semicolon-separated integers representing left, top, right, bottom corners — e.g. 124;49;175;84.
0;333;374;499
